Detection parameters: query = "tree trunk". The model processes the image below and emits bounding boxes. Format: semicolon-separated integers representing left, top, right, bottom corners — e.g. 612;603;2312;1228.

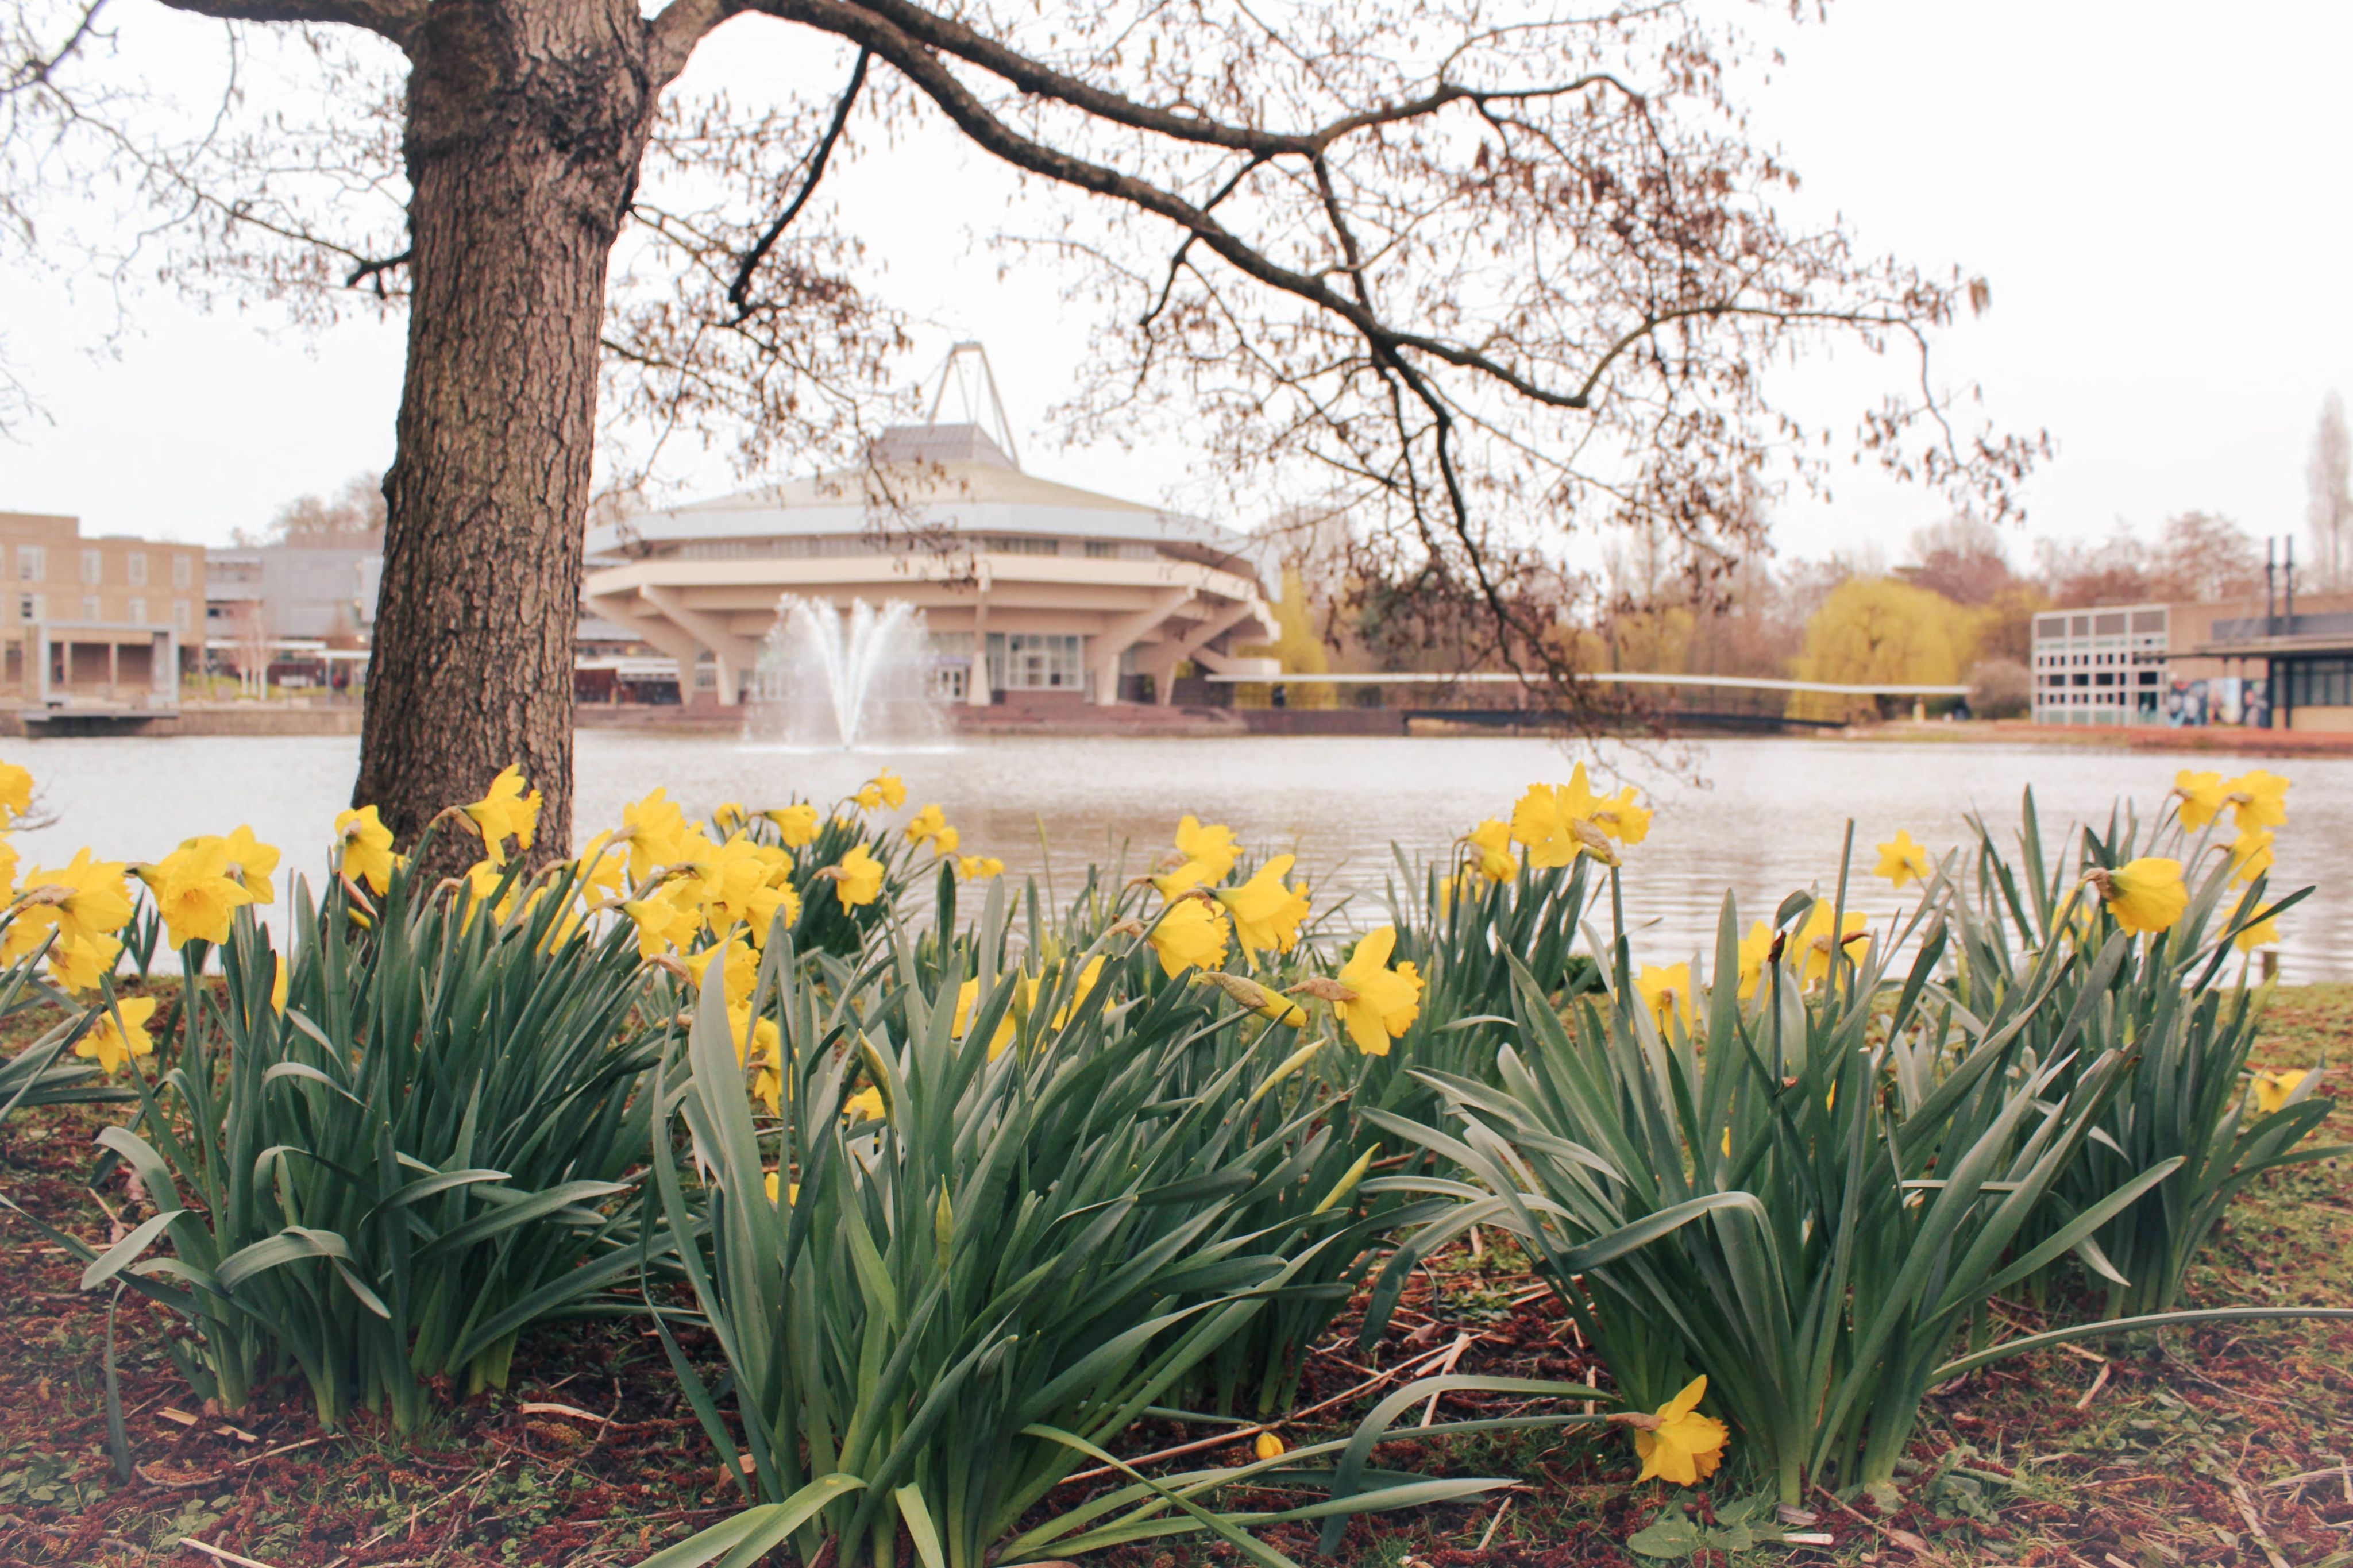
354;0;656;861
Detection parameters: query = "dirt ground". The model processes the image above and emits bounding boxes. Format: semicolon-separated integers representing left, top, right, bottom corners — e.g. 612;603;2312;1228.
2;986;2347;1568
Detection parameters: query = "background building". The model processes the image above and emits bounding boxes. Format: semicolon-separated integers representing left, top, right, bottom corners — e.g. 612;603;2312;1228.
2030;587;2353;731
0;511;204;712
581;367;1279;710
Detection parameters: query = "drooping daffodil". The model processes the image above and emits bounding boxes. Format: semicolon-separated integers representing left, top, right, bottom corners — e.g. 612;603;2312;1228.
1463;818;1518;881
956;854;1005;881
2251;1067;2315;1114
1317;924;1424;1056
2174;769;2228;832
1147;895;1231;978
335;805;399;894
2088;857;2188;936
764;802;821;848
74;995;158;1076
462;765;542;867
827;842;886;909
1634;961;1694;1032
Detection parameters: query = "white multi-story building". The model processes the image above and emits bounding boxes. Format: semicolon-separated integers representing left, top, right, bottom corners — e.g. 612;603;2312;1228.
2030;604;2170;725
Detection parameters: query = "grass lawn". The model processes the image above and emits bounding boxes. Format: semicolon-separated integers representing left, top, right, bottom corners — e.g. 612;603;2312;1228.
2;987;2347;1567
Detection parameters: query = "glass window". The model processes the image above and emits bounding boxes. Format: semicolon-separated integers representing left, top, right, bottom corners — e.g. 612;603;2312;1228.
81;549;102;584
986;632;1084;689
82;596;101;620
128;553;148;586
173;554;192;589
173;601;190;631
128;597;146;623
19;546;44;581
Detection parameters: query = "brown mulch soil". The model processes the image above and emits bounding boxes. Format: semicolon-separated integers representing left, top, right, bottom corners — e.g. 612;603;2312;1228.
2;987;2348;1566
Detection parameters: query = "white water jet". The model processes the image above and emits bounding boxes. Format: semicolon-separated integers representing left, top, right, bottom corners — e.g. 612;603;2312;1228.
743;597;950;750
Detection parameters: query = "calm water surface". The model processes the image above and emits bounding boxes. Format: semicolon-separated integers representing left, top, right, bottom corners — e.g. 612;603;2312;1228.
14;732;2347;980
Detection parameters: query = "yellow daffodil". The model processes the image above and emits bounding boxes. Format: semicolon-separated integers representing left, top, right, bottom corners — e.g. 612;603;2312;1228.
692;835;800;940
49;932;121;993
1792;901;1870;988
335;805;399;894
2174;769;2228;832
622;883;702;959
2251;1067;2313;1114
1592;786;1652;845
1735;920;1777;1000
1327;925;1424;1056
615;788;691;882
1873;829;1932;890
711;802;751;836
462;764;542;867
2233;912;2281;953
2228;828;2274;886
572;832;630;909
1635;961;1693;1032
956;854;1005;881
1509;766;1613;868
1037;955;1107;1029
853;771;908;811
1253;1432;1286;1461
141;837;256;948
1217;854;1312;956
1147;896;1231;978
763;1171;800;1206
0;836;18;901
827;843;886;909
1172;815;1240;883
729;1005;786;1112
2089;857;2188;936
270;953;290;1016
1463;818;1518;881
764;802;820;847
216;825;280;903
11;849;136;956
686;936;761;1007
905;804;951;845
2222;769;2289;832
0;759;31;825
74;995;157;1076
1629;1376;1729;1486
952;976;1019;1060
842;1085;886;1123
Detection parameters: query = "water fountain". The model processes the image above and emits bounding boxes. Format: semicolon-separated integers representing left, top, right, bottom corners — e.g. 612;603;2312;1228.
742;597;951;750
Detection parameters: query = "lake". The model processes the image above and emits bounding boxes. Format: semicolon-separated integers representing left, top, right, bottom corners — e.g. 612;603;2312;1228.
11;731;2345;980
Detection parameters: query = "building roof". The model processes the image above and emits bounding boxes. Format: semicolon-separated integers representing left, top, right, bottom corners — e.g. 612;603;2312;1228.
587;425;1275;596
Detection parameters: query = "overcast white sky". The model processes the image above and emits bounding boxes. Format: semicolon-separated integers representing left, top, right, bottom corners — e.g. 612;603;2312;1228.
3;0;2348;567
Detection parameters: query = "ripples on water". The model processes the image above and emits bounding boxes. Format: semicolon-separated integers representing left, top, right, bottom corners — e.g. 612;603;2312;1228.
15;731;2347;981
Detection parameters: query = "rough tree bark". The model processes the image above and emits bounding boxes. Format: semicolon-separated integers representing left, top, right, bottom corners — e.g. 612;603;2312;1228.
352;0;660;858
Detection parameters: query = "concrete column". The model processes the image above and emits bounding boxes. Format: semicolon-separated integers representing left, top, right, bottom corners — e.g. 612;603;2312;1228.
107;641;119;698
967;590;993;706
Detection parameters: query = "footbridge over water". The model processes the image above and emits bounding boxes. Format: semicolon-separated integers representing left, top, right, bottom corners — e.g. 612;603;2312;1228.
1203;670;1973;734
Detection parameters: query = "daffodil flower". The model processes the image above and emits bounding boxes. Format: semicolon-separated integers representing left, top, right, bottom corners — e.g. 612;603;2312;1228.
1635;961;1693;1032
615;788;691;883
1322;925;1424;1056
2251;1067;2314;1114
1792;901;1870;987
2174;769;2228;831
764;802;820;847
952;975;1019;1060
1146;896;1230;978
1463;818;1518;880
1509;767;1606;868
1619;1376;1729;1486
2228;828;2274;886
2233;912;2282;953
842;1085;886;1123
74;995;158;1076
0;759;32;825
1873;829;1932;890
826;843;886;909
1734;920;1777;999
1171;814;1240;883
49;932;122;993
141;837;256;948
1216;854;1312;956
335;804;399;895
905;804;951;845
2222;769;2289;832
955;853;1005;881
2088;857;2188;936
10;848;134;956
462;765;542;867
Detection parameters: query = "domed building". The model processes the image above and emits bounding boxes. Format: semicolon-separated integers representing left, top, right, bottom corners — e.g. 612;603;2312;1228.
581;357;1279;712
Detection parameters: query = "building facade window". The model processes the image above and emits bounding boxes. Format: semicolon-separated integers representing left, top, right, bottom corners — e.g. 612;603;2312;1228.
172;554;193;589
81;549;103;584
173;601;191;631
19;546;44;581
82;596;101;620
2285;657;2353;709
128;597;146;624
128;553;148;587
985;632;1083;689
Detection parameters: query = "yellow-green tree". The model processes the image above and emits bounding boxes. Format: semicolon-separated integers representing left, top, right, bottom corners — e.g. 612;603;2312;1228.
1237;567;1338;708
1792;577;1970;723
